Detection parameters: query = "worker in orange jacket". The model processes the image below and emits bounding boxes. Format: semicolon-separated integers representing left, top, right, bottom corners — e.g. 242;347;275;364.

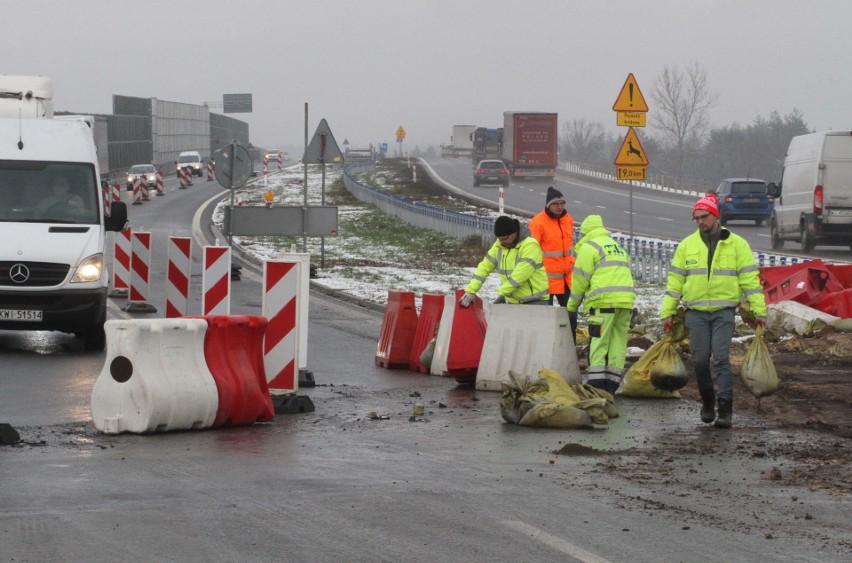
530;186;577;338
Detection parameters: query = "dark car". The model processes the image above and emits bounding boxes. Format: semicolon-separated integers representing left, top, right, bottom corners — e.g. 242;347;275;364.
709;178;774;225
473;160;509;187
126;164;158;191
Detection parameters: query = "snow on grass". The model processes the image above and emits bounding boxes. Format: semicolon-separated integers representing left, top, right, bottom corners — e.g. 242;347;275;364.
212;164;668;329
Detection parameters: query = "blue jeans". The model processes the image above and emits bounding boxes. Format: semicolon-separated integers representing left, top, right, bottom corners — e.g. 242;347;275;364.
684;308;736;402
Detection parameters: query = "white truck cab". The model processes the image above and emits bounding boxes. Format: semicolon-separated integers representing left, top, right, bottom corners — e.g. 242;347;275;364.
0;75;127;349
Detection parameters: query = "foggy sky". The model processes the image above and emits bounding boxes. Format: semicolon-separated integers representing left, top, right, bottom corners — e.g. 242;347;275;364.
4;0;851;153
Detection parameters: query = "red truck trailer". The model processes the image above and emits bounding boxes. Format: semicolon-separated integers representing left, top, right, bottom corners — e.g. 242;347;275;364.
501;112;558;179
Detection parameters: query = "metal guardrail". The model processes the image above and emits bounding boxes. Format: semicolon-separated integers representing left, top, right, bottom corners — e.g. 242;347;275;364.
343;162;495;245
343;161;819;286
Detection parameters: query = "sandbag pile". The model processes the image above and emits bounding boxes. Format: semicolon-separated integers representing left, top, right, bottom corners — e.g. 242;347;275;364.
500;369;618;429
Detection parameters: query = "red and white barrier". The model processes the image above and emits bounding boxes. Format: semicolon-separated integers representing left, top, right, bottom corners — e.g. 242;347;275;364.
262;260;301;393
111;183;121;210
101;183;110;216
156;169;165;195
202;246;230;315
277;153;283;170
166;237;192;318
110;227;131;296
276;251;311;377
207;161;214;181
131;176;143;205
179;167;187;189
91;316;274;434
124;231;157;313
263;155;268;175
185;166;194;185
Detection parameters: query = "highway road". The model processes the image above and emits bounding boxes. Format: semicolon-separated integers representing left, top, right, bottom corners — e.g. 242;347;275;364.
1;166;849;561
423;157;852;263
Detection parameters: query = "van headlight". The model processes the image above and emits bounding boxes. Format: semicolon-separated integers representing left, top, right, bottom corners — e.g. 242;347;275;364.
71;254;104;283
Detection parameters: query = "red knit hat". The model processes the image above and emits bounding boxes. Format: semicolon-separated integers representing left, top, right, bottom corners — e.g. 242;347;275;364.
692;195;719;218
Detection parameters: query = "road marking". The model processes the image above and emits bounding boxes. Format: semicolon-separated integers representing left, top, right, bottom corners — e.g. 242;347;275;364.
595;205;606;209
756;233;770;238
501;520;612;563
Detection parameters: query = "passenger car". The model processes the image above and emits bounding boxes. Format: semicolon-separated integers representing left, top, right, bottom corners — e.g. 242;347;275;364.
473;160;510;187
126;164;158;191
177;151;203;177
709;178;773;225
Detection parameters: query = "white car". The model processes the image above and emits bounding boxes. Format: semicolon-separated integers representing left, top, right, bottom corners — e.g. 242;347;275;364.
126;164;157;191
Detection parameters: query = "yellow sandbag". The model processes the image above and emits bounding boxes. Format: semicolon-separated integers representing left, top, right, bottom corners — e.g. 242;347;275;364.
740;326;779;398
619;338;682;399
649;337;689;391
519;400;593;428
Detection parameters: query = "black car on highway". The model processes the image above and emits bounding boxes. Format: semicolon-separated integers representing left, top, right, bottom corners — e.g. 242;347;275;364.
473;159;509;187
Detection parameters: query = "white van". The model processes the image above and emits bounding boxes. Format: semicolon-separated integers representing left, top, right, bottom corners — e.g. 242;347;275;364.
769;131;852;252
0;75;127;349
177;150;203;177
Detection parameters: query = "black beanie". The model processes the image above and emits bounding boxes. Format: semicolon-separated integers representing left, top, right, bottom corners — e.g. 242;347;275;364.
546;186;565;208
494;216;520;237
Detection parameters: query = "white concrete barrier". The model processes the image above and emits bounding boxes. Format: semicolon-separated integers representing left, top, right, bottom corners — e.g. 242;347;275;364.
91;319;219;434
767;300;840;335
475;305;581;391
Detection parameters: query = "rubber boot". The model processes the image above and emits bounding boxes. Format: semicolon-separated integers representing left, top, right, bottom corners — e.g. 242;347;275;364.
714;399;732;429
699;390;716;423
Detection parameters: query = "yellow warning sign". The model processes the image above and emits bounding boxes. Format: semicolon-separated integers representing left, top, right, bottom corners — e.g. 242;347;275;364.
614;127;649;166
617;166;647;181
396;126;406;140
612;73;649;113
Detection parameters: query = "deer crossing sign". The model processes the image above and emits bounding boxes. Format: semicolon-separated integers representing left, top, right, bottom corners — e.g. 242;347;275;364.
614;127;648;180
614;127;648;166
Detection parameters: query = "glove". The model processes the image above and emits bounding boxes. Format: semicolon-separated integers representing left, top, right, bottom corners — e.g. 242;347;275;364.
492;295;507;304
458;292;476;308
568;311;578;335
662;317;674;333
755;316;765;328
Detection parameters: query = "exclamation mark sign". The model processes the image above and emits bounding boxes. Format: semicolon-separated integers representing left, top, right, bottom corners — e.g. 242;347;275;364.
629;83;634;107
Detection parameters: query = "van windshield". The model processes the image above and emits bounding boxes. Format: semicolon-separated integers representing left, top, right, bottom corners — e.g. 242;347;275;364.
0;161;99;224
179;155;200;163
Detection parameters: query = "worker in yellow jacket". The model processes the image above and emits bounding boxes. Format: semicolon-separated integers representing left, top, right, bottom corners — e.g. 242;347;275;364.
660;195;766;429
567;215;635;393
460;216;549;307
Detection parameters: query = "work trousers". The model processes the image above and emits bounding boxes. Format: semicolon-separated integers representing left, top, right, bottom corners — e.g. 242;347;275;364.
586;307;631;392
684;307;736;402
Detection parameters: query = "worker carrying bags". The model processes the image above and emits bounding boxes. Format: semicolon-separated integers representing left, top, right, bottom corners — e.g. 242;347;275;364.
621;308;689;398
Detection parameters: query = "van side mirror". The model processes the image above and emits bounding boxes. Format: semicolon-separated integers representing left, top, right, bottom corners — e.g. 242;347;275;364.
766;182;780;198
106;201;128;232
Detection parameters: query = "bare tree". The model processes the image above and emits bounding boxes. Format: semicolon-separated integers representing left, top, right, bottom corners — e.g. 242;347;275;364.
561;119;613;168
650;61;718;177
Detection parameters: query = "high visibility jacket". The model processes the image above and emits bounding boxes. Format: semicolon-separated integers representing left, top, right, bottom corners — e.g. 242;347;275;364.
660;228;766;319
567;220;635;312
529;208;576;294
464;228;549;304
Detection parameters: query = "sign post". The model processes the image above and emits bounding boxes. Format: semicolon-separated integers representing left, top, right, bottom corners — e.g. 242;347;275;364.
396;125;406;157
612;73;649;243
303;118;344;267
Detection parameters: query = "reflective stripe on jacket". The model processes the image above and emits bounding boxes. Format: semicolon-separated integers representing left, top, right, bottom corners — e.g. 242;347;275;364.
566;221;635;312
529;209;576;294
660;228;767;318
464;228;549;303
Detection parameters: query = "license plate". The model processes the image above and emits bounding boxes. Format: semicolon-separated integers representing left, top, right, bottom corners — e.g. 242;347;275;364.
828;208;852;217
0;309;43;322
743;197;760;203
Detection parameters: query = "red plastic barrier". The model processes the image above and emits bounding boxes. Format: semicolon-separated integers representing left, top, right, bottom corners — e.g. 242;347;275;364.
409;293;445;373
763;267;843;306
759;260;820;289
196;315;274;426
812;287;852;318
825;264;852;290
376;291;418;369
445;289;488;384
